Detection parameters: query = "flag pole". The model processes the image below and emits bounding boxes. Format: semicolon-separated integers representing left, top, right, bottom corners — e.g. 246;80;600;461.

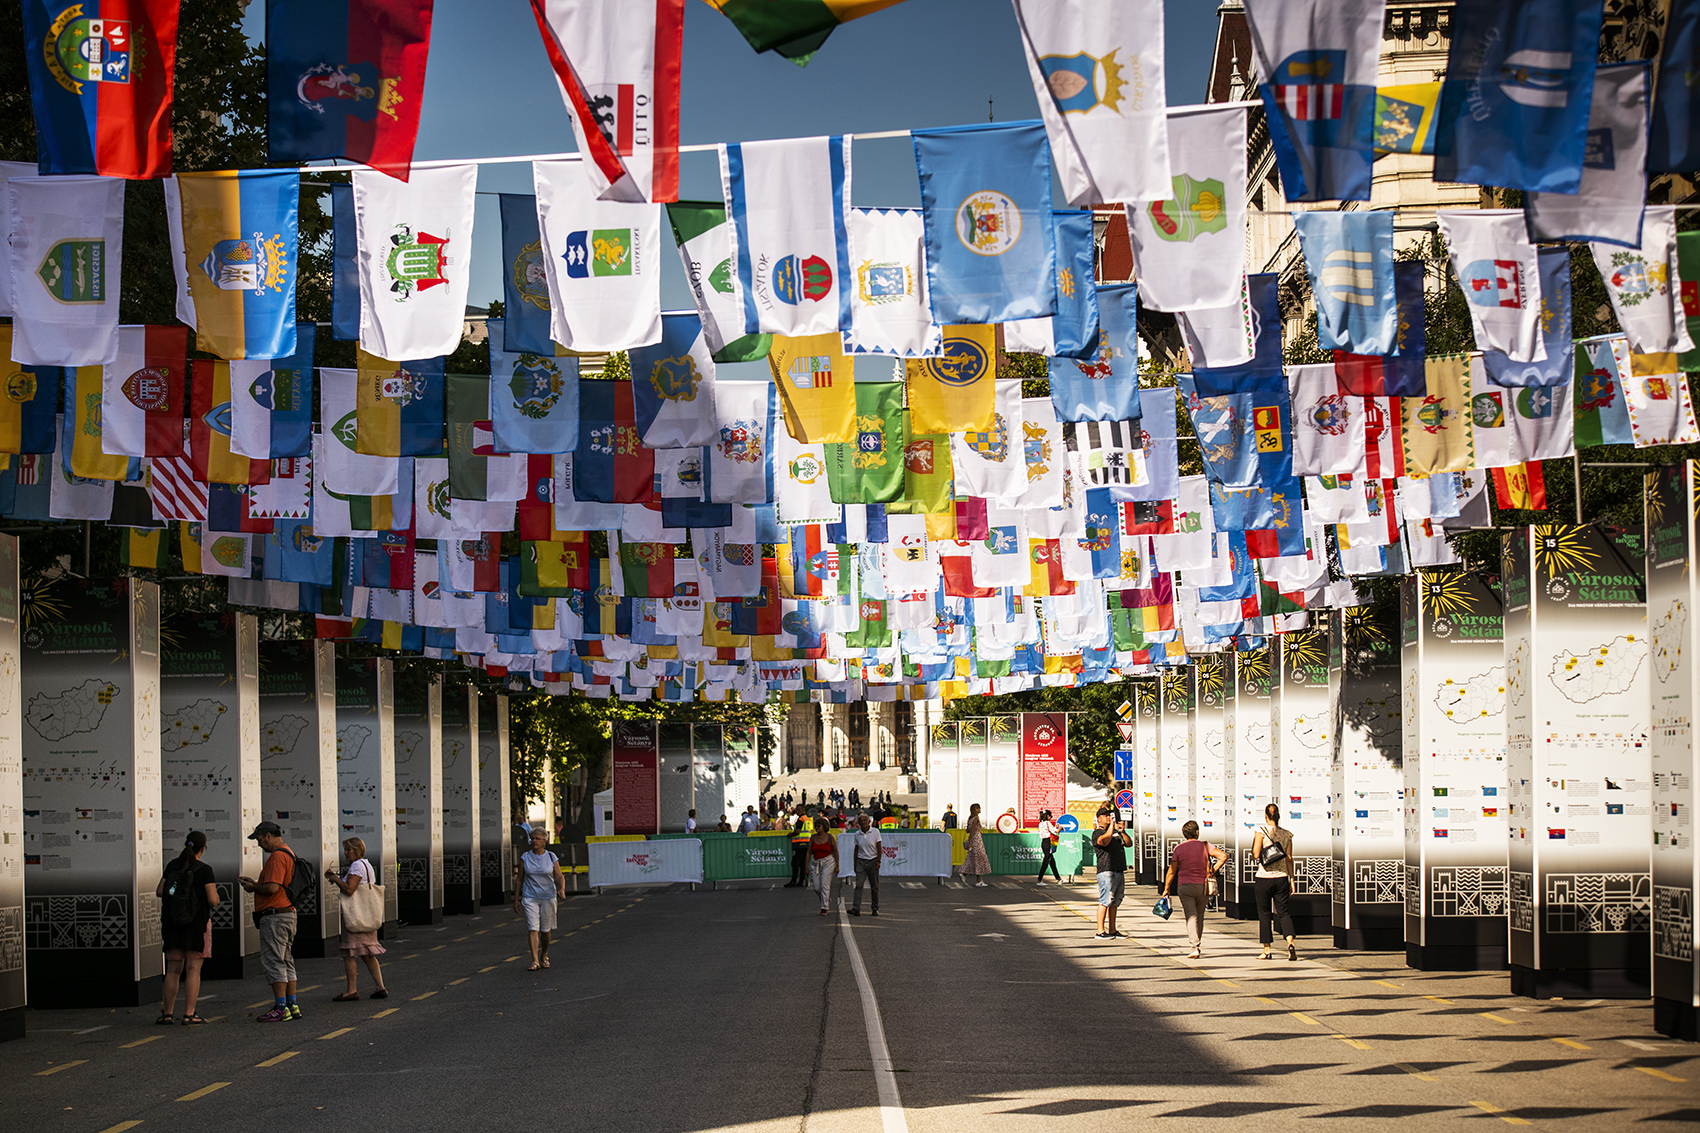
1572;454;1582;524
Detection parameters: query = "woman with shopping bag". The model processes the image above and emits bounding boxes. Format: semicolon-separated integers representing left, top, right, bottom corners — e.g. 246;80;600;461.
327;838;388;1001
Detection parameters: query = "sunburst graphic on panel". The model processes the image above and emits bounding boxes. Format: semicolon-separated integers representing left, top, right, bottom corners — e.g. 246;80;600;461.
1136;680;1158;716
1647;472;1668;531
1533;525;1597;577
1284;630;1327;677
1239;646;1270;692
1196;655;1224;705
959;717;986;745
1163;670;1190;712
21;576;69;630
1421;570;1475;622
1343;606;1389;651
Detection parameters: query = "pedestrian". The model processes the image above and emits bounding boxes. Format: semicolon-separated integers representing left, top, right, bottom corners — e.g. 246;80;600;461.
817;789;825;808
511;808;532;855
326;837;388;1000
1160;821;1229;959
513;826;566;970
685;809;698;833
155;830;218;1025
717;814;733;832
1092;806;1131;939
238;821;301;1022
1251;802;1299;961
1034;809;1062;887
848;813;882;917
961;803;991;886
941;804;958;830
808;816;839;916
787;809;811;887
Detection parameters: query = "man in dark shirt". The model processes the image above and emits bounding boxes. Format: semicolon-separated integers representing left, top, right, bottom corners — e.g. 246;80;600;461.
941;805;958;830
1093;806;1131;939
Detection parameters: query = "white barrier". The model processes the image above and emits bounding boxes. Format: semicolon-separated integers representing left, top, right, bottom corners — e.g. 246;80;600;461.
836;831;953;879
589;838;704;890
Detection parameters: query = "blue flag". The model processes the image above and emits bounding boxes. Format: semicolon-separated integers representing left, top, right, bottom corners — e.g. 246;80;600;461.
1049;283;1139;422
489;320;580;455
271;519;334;586
1654;0;1700;172
330;183;359;342
252;325;316;458
1051;210;1100;359
1332;261;1427;397
1292;212;1397;354
1434;0;1605;192
1192;274;1285;396
8;362;60;454
1483;248;1573;388
1180;375;1292;488
499;194;555;356
1081;486;1122;580
913;121;1056;325
1199;532;1258;602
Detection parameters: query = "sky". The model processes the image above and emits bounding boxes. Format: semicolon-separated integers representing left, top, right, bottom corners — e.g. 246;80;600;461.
250;0;1221;328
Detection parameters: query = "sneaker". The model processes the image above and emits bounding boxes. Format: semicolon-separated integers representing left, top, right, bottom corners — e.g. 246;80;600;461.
1035;881;1049;887
974;881;989;888
285;1004;303;1021
1093;932;1114;939
256;1006;289;1023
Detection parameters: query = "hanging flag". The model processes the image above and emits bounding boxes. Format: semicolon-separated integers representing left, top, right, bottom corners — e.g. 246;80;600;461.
355;348;445;457
498;194;556;355
1436;210;1546;364
1177;275;1254;370
7;174;125;366
1508;381;1575;461
825;382;906;505
842;206;940;357
1179;375;1257;486
1573;335;1634;447
1625;353;1700;447
1491;462;1547;510
1652;0;1700;172
1048;284;1139;421
1122;387;1179;504
913;120;1056;325
1332;260;1426;397
353;164;476;360
229;325;316;459
1062;418;1144;490
0;163;33;316
266;0;433;178
950;379;1026;503
887;431;953;517
248;452;311;519
1373;82;1442;155
1434;0;1605;193
782;524;835;598
189;361;269;486
617;536;676;598
708;380;774;504
1292;211;1396;353
572;378;653;503
145;455;207;521
527;0;681;202
1592;206;1694;355
1150;475;1212;569
1482;248;1572;389
487;320;580;455
629;312;718;448
665;200;772;362
171;170;300;359
1682;231;1700;372
319;367;398;495
720;134;851;337
1016;396;1065;509
22;0;178;178
774;426;841;526
65;369;135;481
534;159;665;351
1191;274;1284;396
126;527;165;568
100;325;187;458
1012;0;1170;206
444;373;528;502
1525;62;1649;248
1126;105;1247;312
328;182;360;341
1243;0;1382;201
702;0;903;66
0;336;60;455
1400;355;1475;476
1288;362;1363;476
906;325;994;434
770;333;857;443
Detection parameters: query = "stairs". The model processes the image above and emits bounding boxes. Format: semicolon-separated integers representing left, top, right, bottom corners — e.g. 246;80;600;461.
766;767;915;808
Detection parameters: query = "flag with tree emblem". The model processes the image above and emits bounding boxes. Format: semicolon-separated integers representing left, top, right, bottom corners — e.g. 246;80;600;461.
353;164;476;360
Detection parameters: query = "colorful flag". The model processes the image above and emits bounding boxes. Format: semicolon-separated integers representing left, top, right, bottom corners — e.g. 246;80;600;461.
353;164;476;359
126;527;165;569
1491;462;1547;510
1013;0;1170;206
708;380;774;504
229;325;316;459
265;0;432;179
1525;62;1649;247
189;361;269;486
1483;248;1572;388
774;427;840;526
1625;353;1700;447
906;324;994;434
702;0;902;65
950;379;1026;502
486;320;580;455
248;452;311;519
0;337;60;455
1400;355;1475;476
886;431;953;516
825;382;906;505
1332;260;1426;397
1062;418;1142;490
617;536;676;598
665;200;772;362
1436;210;1546;364
770;333;857;443
534;159;664;352
527;0;681;202
1048;284;1139;421
1652;0;1700;172
319;367;398;495
572;379;653;503
497;194;555;355
1292;211;1396;353
1288;363;1363;476
914;121;1055;326
1373;82;1441;155
329;182;360;341
1434;0;1605;193
1243;0;1382;202
1592;206;1694;355
22;0;178;177
842;206;939;357
445;373;527;502
1573;335;1634;447
172;170;299;359
65;370;136;481
630;312;718;448
145;455;207;521
355;348;444;457
1126;105;1247;312
7;173;125;365
100;325;187;458
1189;274;1283;396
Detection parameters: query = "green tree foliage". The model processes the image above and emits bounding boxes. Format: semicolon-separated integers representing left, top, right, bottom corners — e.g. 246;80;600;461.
942;681;1124;784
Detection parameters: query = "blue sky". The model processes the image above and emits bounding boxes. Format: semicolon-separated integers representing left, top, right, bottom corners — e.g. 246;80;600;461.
254;1;1221;324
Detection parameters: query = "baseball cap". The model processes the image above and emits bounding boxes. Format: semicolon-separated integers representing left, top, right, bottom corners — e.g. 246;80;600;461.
247;820;283;840
1096;805;1114;817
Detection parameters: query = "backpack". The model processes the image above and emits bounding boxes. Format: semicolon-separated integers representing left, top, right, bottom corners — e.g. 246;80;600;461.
277;847;315;909
161;864;203;927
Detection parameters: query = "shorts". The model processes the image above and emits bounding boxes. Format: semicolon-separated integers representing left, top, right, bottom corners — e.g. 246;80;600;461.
522;897;558;932
162;920;211;958
1097;870;1125;908
257;910;298;984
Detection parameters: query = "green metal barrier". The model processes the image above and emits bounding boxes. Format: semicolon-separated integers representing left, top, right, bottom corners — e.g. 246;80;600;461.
702;835;794;884
981;832;1086;877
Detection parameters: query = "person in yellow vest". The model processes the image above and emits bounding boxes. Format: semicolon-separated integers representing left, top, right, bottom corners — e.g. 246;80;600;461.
786;808;811;888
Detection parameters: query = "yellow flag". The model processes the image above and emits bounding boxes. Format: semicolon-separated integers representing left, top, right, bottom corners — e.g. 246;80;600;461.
906;325;995;433
701;601;749;648
1400;354;1475;476
126;528;164;569
179;522;203;574
71;364;132;480
770;333;856;442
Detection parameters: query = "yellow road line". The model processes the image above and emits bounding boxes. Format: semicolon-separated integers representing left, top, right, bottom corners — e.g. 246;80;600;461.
1374;980;1402;989
1290;1012;1321;1026
473;930;487;935
1481;1013;1519;1025
1252;996;1281;1006
504;955;521;962
411;991;436;1001
298;985;321;993
176;1083;230;1102
1422;995;1455;1005
453;936;469;941
370;1008;399;1019
1333;1034;1372;1050
34;1060;88;1076
428;945;446;952
479;966;497;973
256;1052;299;1067
1635;1066;1687;1083
317;1028;355;1041
402;954;420;960
1469;1101;1530;1125
1394;1063;1438;1081
448;978;468;986
1215;979;1240;988
245;1000;273;1009
1547;1036;1590;1050
96;1123;142;1133
121;1036;164;1049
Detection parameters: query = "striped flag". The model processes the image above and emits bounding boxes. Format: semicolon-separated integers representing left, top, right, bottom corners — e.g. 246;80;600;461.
190;360;271;485
101;325;188;457
1063;418;1145;488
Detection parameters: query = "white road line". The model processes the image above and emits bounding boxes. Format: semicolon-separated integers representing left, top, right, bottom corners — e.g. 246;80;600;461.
838;903;908;1133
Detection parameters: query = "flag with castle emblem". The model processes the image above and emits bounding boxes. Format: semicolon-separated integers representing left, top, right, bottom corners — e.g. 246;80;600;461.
266;0;434;179
1525;62;1650;248
1243;0;1382;202
665;201;772;362
1126;105;1247;312
906;324;995;434
843;207;940;357
353;164;476;359
1013;0;1171;206
720;134;851;338
487;320;580;454
708;379;774;504
171;170;300;359
1436;210;1546;364
770;333;857;443
630;312;719;448
1591;206;1694;355
535;159;664;352
229;325;316;458
1291;211;1396;353
8;174;126;366
1482;248;1572;388
100;325;187;458
825;381;906;505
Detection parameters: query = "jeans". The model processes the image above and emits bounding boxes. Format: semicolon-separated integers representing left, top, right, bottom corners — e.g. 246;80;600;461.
1255;874;1296;944
1097;870;1125;907
812;857;835;910
1036;842;1061;881
257;910;298;984
853;858;880;912
1177;882;1207;948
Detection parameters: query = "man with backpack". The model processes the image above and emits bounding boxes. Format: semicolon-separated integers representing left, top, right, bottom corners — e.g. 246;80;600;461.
239;821;309;1022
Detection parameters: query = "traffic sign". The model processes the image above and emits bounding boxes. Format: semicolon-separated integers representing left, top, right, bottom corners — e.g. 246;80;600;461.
1114;789;1136;809
1112;749;1133;781
1117;721;1134;742
1116;699;1134;723
1057;814;1079;833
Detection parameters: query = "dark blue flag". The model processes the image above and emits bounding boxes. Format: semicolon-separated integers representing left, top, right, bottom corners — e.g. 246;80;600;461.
330;183;360;342
499;194;555;356
1051;210;1101;359
1652;0;1700;172
1192;274;1285;396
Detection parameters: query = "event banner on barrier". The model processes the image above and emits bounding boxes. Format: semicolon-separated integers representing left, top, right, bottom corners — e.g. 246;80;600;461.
1197;654;1230;846
1402;567;1509;967
336;656;398;924
612;719;660;835
589;837;703;889
258;639;339;949
1276;627;1333;925
1505;524;1651;994
836;831;953;878
1333;606;1405;947
1135;679;1160;882
441;684;479;912
1229;645;1274;912
1018;712;1067;828
1160;667;1195;860
393;679;444;921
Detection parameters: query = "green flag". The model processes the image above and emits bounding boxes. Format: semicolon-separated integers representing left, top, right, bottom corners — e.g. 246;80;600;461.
445;374;490;501
826;381;907;504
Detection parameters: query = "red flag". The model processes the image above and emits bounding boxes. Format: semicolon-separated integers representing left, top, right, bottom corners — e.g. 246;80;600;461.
189;360;270;485
515;454;558;540
940;551;993;598
1492;462;1547;510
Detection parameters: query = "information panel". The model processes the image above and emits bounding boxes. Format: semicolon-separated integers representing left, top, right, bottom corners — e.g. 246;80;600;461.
1275;627;1333;931
1196;655;1229;848
335;657;397;926
1135;679;1160;884
1159;668;1195;865
441;684;479;913
1332;606;1404;950
0;536;22;1036
611;719;660;834
958;717;988;818
478;693;510;903
393;678;443;925
259;640;338;953
1018;713;1067;829
928;722;959;821
1227;646;1273;918
987;715;1020;823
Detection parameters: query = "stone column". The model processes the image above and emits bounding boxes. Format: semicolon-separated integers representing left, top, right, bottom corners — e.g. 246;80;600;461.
259;641;339;957
477;693;510;905
335;656;397;931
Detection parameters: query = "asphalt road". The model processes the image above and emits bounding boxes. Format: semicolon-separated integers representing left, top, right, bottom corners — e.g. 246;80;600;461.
3;877;1696;1133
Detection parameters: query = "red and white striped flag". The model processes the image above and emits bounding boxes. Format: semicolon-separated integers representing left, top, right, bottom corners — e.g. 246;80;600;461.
146;456;209;521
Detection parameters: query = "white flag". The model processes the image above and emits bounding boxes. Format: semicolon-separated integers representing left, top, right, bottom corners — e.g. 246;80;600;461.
48;442;113;521
708;380;774;504
1435;210;1546;363
1125;105;1247;312
1013;0;1170;206
1015;397;1065;509
1150;475;1214;570
534;159;663;351
1288;363;1364;476
774;427;841;526
1592;206;1695;354
843;208;939;357
1526;63;1649;248
1177;277;1254;368
100;327;177;458
669;204;747;357
1305;475;1369;523
8;175;125;366
0;161;38;317
1626;355;1700;447
719;134;851;337
319;368;399;496
354;165;477;360
950;380;1027;503
248;453;311;519
972;506;1032;587
1507;381;1575;461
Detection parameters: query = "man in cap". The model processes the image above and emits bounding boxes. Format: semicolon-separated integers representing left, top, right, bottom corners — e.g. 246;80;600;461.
238;821;300;1021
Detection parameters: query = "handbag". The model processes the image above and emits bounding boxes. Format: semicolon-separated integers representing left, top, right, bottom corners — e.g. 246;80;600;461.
1257;826;1288;870
339;864;385;934
1152;896;1173;920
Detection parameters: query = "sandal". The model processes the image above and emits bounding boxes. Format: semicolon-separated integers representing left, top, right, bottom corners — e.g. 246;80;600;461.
155;1012;175;1025
540;957;550;969
527;962;541;971
332;992;360;1002
182;1013;208;1026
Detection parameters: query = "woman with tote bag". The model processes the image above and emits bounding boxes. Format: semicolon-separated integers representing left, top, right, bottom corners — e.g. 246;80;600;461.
327;837;388;1000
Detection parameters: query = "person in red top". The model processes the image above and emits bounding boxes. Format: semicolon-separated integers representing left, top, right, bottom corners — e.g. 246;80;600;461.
239;821;302;1021
808;818;839;916
1161;821;1230;959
